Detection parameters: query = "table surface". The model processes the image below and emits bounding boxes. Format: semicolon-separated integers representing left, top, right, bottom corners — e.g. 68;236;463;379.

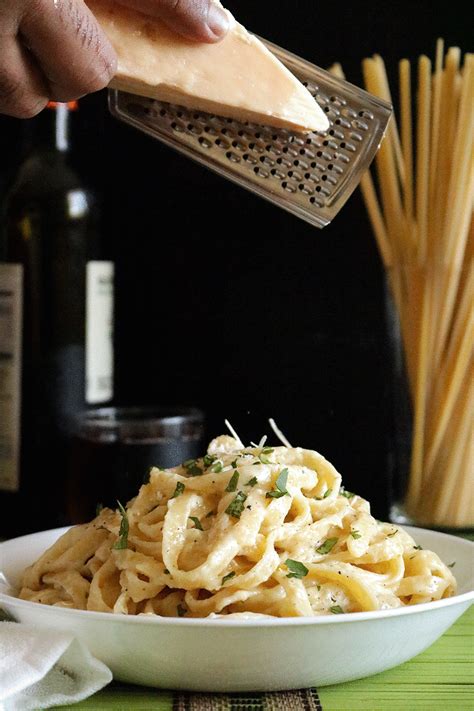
56;605;474;711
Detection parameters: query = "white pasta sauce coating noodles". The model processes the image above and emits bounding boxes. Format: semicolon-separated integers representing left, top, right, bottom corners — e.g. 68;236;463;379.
18;436;457;617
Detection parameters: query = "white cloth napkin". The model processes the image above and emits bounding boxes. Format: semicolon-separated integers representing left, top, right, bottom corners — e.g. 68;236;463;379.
0;621;112;710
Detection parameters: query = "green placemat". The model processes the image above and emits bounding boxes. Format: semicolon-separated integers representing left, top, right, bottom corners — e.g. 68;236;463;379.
56;606;473;711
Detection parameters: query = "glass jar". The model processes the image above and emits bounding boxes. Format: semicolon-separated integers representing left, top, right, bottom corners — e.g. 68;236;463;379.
386;262;473;532
66;406;205;524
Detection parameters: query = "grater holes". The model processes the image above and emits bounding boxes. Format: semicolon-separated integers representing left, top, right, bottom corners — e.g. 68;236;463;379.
260;155;275;167
199;136;212;149
341;107;357;119
352;119;369;131
171;121;185;133
226;151;241;163
271;168;286;179
132;58;391;224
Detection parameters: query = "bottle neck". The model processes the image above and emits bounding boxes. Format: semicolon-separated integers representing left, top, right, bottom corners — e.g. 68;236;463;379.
24;102;76;155
53;103;70;152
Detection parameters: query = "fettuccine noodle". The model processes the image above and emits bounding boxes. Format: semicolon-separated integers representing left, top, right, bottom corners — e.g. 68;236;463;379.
18;435;456;617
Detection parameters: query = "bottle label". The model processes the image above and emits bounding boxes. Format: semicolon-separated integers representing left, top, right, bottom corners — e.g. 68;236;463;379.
0;264;23;492
86;261;114;404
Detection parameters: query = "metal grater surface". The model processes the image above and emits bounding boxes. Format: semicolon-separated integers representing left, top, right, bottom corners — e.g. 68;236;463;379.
109;40;392;228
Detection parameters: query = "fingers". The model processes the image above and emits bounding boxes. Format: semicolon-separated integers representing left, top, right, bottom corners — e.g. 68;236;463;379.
116;0;229;42
0;36;48;118
20;0;117;102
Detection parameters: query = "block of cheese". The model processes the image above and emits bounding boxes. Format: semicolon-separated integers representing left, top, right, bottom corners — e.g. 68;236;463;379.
87;0;329;133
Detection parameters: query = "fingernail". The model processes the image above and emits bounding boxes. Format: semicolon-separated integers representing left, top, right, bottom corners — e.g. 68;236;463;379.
207;4;229;38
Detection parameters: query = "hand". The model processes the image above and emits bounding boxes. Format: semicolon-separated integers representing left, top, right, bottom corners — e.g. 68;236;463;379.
0;0;229;118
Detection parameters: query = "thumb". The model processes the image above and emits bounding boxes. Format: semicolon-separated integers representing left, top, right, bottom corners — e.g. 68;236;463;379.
115;0;230;42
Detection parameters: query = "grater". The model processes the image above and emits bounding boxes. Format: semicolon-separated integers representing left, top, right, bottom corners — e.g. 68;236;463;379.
108;39;392;228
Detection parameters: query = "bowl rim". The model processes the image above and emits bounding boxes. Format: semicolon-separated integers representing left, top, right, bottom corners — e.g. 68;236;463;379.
1;525;473;628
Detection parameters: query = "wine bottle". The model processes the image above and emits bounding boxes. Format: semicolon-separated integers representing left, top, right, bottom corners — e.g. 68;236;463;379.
0;102;114;538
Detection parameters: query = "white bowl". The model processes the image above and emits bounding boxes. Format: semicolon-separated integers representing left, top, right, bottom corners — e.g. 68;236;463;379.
0;526;472;691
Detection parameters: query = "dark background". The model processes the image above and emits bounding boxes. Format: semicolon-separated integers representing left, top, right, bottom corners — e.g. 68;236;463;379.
0;0;470;519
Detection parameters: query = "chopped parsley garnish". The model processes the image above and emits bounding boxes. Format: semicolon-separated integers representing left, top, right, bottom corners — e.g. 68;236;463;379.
266;468;289;499
448;561;456;568
330;605;344;614
112;501;129;550
231;458;239;469
252;461;261;466
205;510;215;518
245;476;258;487
171;481;185;498
226;470;239;492
315;488;332;500
177;604;187;617
413;545;423;550
203;454;216;467
189;516;203;531
340;488;355;499
222;571;236;585
211;460;223;473
351;530;362;539
183;459;203;476
225;491;247;519
95;503;103;516
259;451;273;464
315;537;338;555
285;559;309;579
387;529;398;537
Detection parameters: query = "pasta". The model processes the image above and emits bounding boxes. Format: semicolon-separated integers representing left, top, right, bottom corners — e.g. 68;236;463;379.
18;434;456;617
330;47;473;527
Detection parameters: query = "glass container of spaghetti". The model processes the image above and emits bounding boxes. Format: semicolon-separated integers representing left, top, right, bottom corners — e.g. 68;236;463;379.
386;261;473;532
344;41;474;531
